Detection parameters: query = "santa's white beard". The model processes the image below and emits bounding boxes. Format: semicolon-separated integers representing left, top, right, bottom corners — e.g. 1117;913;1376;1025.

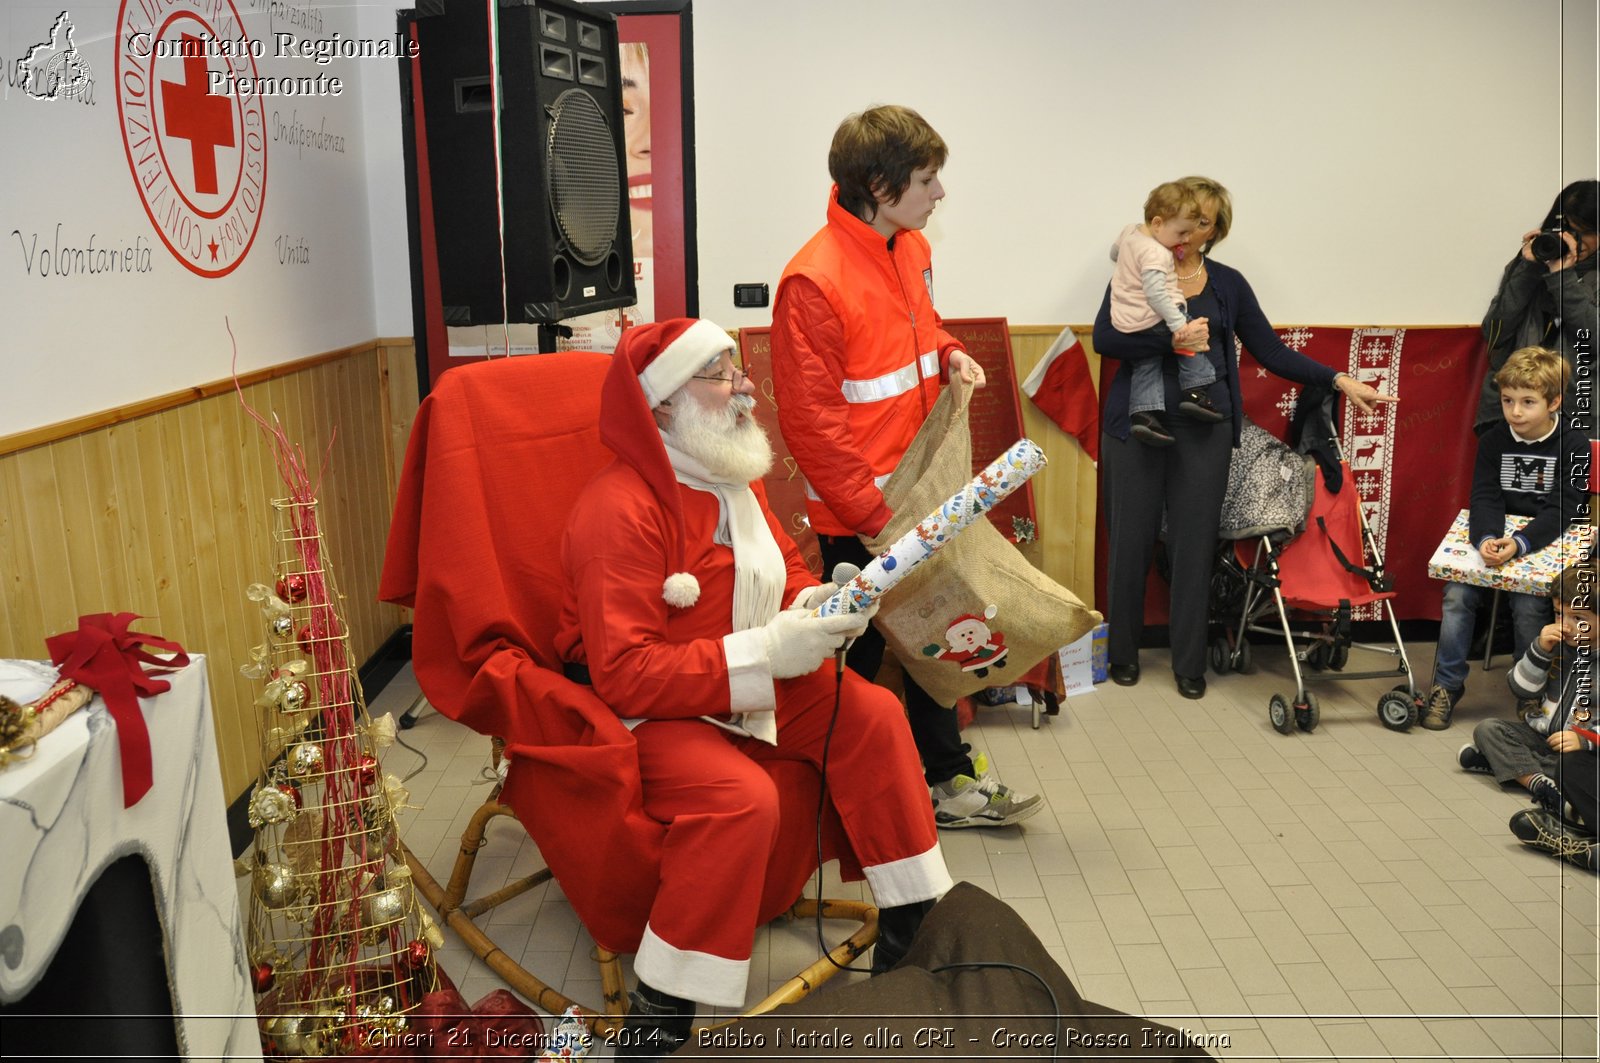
668;394;774;483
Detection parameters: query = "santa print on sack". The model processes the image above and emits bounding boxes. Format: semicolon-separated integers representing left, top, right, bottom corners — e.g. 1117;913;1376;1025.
922;604;1009;677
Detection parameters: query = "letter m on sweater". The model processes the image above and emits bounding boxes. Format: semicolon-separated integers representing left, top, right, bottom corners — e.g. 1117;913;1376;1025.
1504;454;1555;493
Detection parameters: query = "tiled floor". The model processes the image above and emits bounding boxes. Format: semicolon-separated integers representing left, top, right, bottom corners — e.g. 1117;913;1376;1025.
366;637;1600;1062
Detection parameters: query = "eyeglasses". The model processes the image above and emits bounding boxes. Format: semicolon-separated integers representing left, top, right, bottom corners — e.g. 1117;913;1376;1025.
690;368;747;387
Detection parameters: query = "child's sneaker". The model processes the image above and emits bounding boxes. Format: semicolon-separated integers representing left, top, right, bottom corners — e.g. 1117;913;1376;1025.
1457;744;1493;775
1526;773;1564;817
1519;697;1554;733
1509;808;1599;873
1420;684;1460;731
1130;411;1175;447
930;772;1043;829
1177;387;1226;423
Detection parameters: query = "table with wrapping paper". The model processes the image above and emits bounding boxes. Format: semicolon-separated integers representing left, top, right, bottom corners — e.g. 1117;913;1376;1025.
0;657;262;1060
1426;508;1595;595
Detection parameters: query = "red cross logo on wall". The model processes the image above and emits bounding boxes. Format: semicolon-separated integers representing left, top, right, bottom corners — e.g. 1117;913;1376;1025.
161;34;234;196
115;0;266;278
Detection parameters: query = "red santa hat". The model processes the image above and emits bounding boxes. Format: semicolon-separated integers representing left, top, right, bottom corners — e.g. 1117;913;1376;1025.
600;317;739;608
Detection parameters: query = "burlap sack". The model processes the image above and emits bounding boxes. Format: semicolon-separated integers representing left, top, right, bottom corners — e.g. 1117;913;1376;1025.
867;376;1102;707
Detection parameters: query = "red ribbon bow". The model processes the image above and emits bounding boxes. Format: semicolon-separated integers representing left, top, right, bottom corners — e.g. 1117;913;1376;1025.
45;613;190;807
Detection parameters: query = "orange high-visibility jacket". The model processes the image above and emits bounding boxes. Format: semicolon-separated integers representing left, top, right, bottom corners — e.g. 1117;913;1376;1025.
771;190;963;538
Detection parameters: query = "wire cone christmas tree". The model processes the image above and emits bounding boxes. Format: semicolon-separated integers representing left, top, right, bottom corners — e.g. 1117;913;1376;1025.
239;412;440;1058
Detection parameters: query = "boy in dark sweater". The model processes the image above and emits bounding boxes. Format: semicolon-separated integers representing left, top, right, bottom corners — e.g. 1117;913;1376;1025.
1423;346;1589;729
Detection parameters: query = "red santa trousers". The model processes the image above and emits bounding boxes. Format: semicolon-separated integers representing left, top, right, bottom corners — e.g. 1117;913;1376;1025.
629;665;950;1007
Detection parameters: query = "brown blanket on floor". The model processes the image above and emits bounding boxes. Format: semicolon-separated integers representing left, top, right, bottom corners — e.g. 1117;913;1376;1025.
677;882;1215;1061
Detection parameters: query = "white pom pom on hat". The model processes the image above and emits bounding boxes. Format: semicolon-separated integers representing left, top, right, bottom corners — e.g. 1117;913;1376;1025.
600;318;736;608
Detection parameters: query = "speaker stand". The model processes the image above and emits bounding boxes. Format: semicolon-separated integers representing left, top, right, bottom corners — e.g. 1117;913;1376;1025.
537;322;573;354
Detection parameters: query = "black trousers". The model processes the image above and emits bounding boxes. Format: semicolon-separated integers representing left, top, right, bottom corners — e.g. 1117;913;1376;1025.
1559;750;1600;833
1101;419;1232;679
818;532;973;785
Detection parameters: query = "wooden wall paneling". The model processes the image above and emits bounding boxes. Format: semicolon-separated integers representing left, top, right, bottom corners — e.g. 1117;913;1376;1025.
215;396;268;791
49;438;107;621
77;431;133;614
14;446;77;640
106;423;160;626
0;343;410;803
131;412;192;647
1007;326;1101;611
0;453;48;647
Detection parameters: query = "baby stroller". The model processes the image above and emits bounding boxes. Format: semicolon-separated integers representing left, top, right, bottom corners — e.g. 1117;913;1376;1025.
1208;391;1422;733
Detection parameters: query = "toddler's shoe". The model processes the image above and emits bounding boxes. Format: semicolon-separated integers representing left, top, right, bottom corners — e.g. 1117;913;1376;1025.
1526;773;1565;817
1420;684;1460;731
1177;387;1226;423
1130;411;1175;447
1457;744;1493;775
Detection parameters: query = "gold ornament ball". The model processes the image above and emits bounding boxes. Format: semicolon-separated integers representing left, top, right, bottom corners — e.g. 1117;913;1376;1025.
254;862;301;909
288;742;324;776
278;680;311;714
362;886;405;927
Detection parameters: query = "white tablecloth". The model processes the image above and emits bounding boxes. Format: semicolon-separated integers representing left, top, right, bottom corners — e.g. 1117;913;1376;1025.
0;656;262;1060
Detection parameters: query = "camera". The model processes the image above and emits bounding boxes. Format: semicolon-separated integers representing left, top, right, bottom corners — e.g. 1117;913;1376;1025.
1530;214;1576;263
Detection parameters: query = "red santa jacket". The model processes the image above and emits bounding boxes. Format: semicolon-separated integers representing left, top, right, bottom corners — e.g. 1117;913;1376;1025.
771;189;964;538
555;464;819;717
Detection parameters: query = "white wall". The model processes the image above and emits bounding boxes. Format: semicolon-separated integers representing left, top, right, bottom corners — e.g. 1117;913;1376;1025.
691;0;1599;328
2;0;385;435
4;0;1597;436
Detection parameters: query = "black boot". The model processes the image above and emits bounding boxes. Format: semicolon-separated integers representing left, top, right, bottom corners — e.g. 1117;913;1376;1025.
1130;411;1175;446
871;899;935;975
618;981;695;1059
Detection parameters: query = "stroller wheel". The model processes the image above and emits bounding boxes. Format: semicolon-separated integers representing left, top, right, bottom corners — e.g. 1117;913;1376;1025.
1295;692;1321;733
1328;642;1350;671
1235;639;1253;674
1377;691;1417;732
1269;693;1294;735
1210;636;1233;675
1306;641;1329;672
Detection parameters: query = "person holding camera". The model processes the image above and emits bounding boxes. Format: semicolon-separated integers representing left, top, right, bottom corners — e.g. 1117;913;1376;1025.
1473;180;1599;433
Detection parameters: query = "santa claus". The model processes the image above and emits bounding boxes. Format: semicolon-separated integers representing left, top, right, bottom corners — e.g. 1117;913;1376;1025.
554;318;952;1058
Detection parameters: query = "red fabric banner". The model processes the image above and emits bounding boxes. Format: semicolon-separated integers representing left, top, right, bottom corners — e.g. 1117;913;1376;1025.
44;613;189;807
1095;326;1486;624
1236;326;1485;621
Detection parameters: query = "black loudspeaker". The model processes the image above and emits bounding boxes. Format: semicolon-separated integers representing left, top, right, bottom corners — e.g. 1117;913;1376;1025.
409;0;634;325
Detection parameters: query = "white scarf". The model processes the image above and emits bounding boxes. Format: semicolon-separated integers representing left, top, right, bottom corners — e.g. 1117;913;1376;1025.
662;439;785;743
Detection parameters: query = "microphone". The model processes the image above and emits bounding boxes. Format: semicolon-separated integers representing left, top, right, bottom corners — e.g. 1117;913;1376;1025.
829;563;862;676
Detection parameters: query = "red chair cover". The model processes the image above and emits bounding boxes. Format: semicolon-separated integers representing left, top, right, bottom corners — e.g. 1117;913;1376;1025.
380;353;856;953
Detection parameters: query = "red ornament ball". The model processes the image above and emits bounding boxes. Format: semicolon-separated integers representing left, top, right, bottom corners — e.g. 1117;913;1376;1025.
357;754;379;787
295;624;315;654
278;782;302;809
405;939;430;969
252;962;275;994
275;573;309;603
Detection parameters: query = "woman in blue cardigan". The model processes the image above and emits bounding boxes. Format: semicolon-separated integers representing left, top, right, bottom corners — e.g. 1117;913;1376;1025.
1092;175;1395;699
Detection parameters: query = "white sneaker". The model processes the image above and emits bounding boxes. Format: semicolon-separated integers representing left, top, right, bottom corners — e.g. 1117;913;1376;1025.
930;763;1043;829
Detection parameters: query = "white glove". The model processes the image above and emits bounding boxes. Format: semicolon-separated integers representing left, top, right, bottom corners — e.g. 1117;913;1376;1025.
764;607;873;679
787;582;838;612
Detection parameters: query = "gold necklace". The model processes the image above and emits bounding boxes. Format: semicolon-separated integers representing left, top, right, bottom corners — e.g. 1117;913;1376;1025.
1176;256;1205;282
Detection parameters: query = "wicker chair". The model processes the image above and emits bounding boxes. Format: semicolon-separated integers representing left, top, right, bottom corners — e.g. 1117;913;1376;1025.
379;352;876;1034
